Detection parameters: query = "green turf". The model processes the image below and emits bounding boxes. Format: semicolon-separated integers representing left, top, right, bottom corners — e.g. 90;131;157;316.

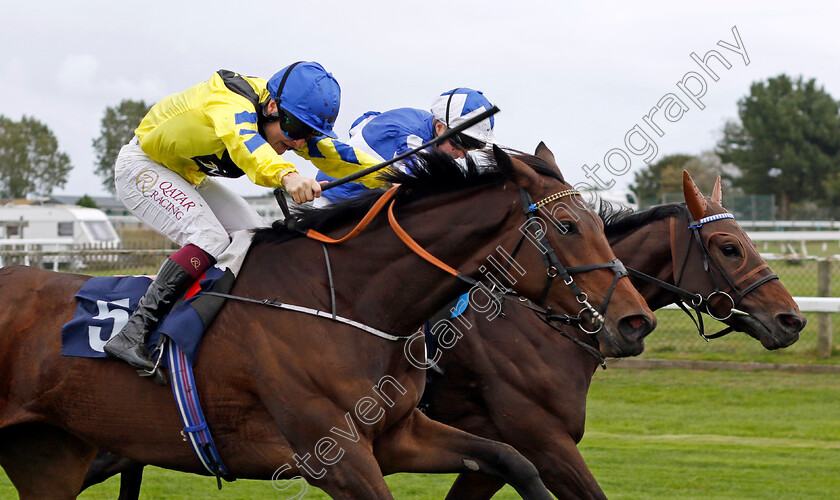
68;471;521;499
638;308;840;364
582;369;840;499
3;369;838;499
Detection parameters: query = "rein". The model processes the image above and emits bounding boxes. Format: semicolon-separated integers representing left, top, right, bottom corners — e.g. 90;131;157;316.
626;211;779;341
212;183;624;363
385;186;615;366
386;187;634;338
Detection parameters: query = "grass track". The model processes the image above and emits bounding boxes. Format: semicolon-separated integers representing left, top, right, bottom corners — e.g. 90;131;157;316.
2;369;838;499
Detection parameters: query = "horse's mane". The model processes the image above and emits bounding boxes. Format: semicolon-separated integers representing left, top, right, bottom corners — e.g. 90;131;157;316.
599;201;687;238
253;149;563;245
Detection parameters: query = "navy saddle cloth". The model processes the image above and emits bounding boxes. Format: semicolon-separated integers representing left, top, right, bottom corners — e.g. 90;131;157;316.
61;267;233;363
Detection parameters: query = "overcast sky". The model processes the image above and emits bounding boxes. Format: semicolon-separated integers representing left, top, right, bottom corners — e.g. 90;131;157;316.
1;1;837;198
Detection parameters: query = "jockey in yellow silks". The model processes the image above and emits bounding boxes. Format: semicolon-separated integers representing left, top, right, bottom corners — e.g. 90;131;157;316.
106;62;382;377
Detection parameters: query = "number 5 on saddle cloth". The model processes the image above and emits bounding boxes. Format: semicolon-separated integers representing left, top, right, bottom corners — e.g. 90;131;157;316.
60;267;236;486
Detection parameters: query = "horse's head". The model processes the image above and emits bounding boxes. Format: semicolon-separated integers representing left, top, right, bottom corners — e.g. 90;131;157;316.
678;171;805;349
491;144;656;357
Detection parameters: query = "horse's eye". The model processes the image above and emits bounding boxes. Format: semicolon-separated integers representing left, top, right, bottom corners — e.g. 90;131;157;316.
721;244;740;257
555;221;578;235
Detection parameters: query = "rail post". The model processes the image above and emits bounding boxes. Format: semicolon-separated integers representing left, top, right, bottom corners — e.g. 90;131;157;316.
817;259;832;359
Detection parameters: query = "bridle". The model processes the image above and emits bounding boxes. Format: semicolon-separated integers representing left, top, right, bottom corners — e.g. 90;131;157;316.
337;185;628;337
509;188;630;336
387;185;630;368
237;182;629;366
626;211;779;341
384;188;602;329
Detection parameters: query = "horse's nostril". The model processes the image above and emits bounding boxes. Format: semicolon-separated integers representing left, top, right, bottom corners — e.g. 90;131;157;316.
627;316;645;330
777;313;806;332
618;315;653;341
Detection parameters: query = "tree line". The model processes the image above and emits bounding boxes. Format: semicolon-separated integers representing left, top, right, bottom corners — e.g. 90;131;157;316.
0;100;150;200
632;74;840;219
2;74;839;219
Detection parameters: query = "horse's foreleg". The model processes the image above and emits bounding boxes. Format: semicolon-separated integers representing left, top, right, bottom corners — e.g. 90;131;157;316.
0;423;97;500
307;445;395;500
446;472;505;500
373;409;552;500
117;466;144;500
80;451;145;499
527;435;607;500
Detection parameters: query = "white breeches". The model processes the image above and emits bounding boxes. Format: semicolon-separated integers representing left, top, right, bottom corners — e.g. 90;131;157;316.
114;137;266;274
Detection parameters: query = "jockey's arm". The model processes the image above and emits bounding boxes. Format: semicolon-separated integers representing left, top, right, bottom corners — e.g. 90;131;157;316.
294;137;388;189
208;100;302;188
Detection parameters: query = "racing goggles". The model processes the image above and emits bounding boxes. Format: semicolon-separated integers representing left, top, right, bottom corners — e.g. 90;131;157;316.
449;132;486;151
279;110;322;140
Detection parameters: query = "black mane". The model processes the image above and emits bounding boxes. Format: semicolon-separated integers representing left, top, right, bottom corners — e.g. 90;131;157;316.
252;148;570;245
253;149;547;245
599;201;687;237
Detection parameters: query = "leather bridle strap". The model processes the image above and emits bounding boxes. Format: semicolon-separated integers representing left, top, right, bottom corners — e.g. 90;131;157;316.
564;259;628;317
626;267;703;306
518;188;607;333
646;212;780;341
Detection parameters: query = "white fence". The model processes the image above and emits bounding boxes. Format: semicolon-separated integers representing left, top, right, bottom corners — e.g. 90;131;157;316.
0;238;75;270
663;296;840;314
738;220;840;230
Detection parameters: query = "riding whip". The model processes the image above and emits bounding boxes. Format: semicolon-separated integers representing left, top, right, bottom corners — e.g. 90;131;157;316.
273;104;500;230
320;104;500;190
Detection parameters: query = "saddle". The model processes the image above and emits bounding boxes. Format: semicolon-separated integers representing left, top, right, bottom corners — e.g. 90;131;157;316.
61;267;234;364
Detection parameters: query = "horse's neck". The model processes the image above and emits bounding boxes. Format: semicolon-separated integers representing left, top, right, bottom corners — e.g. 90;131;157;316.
360;190;518;332
434;306;597;426
609;216;680;309
244;187;517;335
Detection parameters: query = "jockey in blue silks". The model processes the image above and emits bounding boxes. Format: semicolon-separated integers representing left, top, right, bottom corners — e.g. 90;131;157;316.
315;87;496;203
314;87;497;371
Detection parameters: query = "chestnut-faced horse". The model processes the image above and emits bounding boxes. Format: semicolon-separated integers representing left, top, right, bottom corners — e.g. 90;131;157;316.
0;147;655;499
433;154;805;499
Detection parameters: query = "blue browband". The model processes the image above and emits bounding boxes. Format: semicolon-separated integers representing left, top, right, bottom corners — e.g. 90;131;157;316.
688;212;735;229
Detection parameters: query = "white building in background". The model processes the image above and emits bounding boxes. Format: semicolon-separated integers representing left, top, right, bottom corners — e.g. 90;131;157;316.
0;204;120;246
580;187;639;212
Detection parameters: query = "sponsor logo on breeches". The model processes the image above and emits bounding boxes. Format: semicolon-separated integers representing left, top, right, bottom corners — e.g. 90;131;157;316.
136;170;196;221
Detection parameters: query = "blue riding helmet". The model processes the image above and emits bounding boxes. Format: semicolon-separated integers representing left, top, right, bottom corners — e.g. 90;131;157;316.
267;61;340;139
430;88;496;145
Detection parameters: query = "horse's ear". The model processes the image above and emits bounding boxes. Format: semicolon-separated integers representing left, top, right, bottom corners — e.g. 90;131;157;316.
532;141;563;178
683;170;707;221
494;144;540;188
534;141;556;165
711;176;723;206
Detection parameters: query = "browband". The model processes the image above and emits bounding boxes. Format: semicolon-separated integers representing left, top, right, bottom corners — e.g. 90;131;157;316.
688;212;735;229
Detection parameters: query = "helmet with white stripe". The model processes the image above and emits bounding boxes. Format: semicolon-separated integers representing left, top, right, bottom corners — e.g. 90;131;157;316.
430;88;495;145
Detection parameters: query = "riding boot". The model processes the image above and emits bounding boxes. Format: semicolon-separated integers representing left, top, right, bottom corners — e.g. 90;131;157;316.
104;258;194;372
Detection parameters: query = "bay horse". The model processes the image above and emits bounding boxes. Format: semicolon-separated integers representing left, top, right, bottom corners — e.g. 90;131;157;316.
431;147;805;499
0;146;655;499
78;145;805;499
